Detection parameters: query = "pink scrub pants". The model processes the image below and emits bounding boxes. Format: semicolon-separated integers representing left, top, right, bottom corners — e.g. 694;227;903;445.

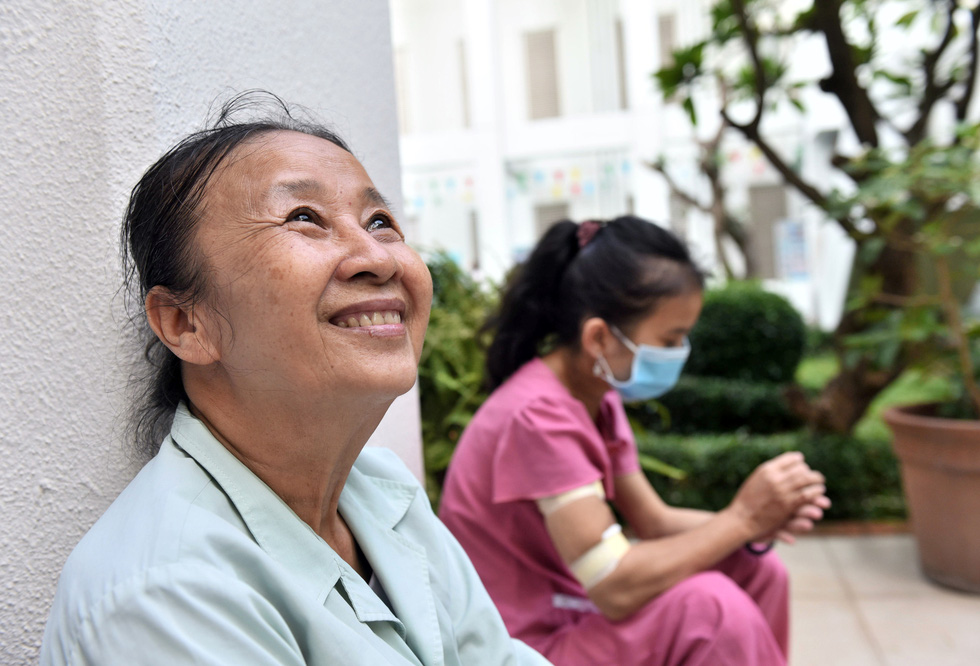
537;548;789;666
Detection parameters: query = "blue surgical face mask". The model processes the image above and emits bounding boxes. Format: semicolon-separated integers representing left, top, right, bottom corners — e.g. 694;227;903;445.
594;325;690;402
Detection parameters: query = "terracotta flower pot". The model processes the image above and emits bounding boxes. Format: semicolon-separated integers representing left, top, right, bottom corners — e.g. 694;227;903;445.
883;403;980;593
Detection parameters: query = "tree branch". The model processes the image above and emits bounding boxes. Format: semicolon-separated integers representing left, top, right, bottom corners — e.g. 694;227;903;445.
646;160;709;214
906;0;961;145
730;0;768;130
811;0;881;147
955;4;980;122
723;108;868;242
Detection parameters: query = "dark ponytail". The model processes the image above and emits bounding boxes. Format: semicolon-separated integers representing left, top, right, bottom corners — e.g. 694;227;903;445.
483;215;705;389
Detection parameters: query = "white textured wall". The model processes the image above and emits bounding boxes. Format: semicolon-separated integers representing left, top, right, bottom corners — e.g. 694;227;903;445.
0;1;417;662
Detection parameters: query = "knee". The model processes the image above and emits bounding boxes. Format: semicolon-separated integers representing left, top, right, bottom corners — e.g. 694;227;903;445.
670;572;771;635
608;573;784;665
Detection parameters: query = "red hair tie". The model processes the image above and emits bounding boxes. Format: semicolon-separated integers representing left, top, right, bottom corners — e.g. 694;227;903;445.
577;220;604;248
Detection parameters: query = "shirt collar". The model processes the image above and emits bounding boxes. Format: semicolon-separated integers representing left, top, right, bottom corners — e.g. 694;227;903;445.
167;403;405;631
340;463;444;662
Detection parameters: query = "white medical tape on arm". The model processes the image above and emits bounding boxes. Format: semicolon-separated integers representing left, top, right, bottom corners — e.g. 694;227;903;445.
569;523;631;590
535;480;604;516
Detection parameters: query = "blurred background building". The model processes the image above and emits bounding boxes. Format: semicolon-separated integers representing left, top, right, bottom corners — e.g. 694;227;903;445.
389;0;859;330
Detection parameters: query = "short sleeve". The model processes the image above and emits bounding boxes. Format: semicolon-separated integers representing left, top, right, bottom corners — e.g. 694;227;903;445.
490;398;610;504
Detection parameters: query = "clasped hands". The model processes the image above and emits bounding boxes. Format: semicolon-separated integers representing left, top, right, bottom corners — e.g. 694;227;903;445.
729;451;832;546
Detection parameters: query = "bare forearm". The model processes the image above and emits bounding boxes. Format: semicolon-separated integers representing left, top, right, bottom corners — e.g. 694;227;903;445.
589;508;752;620
631;505;714;540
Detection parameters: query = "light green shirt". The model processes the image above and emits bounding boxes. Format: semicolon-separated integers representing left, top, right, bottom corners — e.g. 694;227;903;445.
41;404;550;665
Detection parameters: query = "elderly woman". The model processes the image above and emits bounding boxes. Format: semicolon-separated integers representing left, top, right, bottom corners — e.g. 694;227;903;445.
41;94;549;666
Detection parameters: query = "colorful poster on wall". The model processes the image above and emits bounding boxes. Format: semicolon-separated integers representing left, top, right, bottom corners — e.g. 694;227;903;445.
776;219;808;281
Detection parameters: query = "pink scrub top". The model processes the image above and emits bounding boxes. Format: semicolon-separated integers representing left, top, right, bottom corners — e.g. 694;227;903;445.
439;358;640;646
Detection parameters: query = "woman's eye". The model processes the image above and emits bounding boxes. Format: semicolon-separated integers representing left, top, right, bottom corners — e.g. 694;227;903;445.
288;209;315;224
367;214;398;234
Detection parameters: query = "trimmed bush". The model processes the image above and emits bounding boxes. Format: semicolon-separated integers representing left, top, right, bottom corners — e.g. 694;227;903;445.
686;282;806;383
418;253;495;506
636;430;905;521
628;375;802;434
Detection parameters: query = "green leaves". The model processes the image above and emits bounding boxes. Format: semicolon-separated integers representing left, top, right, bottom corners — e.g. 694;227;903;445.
895;9;919;29
652;42;706;97
652;42;708;123
637;452;688;481
874;69;914;97
710;0;741;42
418;253;497;507
648;0;980;428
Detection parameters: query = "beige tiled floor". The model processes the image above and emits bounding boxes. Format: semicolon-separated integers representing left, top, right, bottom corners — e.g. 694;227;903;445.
782;534;980;666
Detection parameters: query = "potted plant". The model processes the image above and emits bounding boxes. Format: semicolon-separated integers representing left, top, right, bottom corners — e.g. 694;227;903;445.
841;125;980;593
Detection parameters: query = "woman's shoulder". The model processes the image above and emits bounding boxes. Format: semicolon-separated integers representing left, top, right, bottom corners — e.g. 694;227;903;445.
472;365;588;434
47;439;261;630
475;359;580;419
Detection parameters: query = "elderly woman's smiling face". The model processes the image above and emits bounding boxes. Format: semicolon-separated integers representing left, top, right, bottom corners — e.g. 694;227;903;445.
187;130;432;406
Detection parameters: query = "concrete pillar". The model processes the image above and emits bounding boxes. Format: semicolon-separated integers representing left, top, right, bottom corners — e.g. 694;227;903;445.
0;1;413;661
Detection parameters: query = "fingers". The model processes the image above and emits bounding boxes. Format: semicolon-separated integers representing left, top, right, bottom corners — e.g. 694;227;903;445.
784;516;815;533
801;483;827;503
783;464;824;489
731;453;830;540
795;503;825;521
777;458;827;511
767;453;824;491
768;451;805;471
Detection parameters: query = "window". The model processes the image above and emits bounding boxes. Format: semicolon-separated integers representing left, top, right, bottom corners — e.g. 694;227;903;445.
669;192;690;236
748;184;788;280
615;19;629;110
458;39;471;128
658;14;676;68
525;29;561;120
469;210;481;271
534;202;570;238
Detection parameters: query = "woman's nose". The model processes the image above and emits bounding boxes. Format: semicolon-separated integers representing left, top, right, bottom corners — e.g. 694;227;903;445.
334;223;402;284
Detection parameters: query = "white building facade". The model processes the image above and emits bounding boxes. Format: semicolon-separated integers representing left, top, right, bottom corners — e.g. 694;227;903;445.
390;0;869;329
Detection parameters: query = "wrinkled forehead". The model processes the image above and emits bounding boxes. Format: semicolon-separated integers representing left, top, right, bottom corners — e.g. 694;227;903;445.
205;130;369;208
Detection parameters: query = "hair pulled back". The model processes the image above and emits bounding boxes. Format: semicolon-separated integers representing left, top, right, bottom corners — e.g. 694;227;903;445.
484;215;705;390
122;90;351;460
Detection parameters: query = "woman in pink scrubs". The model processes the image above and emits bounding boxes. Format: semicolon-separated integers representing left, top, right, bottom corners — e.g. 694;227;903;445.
439;217;830;666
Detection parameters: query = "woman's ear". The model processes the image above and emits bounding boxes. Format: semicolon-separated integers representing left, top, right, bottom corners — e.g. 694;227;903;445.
580;317;614;362
144;287;220;365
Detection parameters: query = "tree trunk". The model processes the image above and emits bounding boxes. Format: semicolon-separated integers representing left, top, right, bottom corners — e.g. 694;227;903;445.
787;358;904;433
788;239;918;434
722;215;756;279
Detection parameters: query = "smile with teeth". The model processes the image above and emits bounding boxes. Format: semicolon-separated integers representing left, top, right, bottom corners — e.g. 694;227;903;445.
334;311;403;328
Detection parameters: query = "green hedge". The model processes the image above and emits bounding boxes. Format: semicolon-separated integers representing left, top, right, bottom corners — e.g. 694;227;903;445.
686;283;806;384
628;375;802;434
418;254;494;506
636;430;906;521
